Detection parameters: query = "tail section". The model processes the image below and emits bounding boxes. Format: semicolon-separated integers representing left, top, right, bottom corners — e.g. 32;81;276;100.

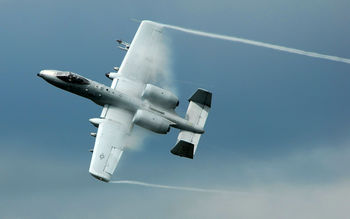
171;89;212;159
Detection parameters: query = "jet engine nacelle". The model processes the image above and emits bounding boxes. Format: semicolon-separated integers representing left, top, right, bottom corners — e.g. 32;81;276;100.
142;84;179;109
132;110;172;134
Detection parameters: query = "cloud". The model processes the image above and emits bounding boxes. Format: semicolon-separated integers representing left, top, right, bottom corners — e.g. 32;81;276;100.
168;181;350;219
242;142;350;184
2;174;350;219
125;126;151;151
1;130;350;219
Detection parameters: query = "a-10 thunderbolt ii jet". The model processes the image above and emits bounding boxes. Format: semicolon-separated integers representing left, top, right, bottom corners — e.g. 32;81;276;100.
38;20;212;182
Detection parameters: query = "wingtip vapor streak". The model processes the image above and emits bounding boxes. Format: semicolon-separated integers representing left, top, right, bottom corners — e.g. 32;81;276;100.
37;20;212;182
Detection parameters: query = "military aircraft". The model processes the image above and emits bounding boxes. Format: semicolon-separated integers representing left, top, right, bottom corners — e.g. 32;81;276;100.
38;20;212;182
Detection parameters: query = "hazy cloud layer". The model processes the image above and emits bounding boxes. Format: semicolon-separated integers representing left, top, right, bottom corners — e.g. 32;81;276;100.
2;181;350;219
1;139;350;218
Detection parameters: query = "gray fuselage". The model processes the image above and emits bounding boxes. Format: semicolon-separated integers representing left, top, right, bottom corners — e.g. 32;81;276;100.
37;70;204;134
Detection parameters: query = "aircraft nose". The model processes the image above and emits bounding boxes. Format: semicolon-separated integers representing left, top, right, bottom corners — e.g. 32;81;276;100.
38;70;58;79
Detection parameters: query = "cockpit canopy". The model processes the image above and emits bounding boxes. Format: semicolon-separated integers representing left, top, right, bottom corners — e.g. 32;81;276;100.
57;72;90;85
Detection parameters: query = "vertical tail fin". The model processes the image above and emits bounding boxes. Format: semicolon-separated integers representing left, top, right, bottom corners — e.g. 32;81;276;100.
171;89;212;159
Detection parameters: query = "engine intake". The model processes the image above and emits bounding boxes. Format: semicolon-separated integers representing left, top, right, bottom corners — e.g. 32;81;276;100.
105;72;118;80
142;84;179;109
132;110;171;134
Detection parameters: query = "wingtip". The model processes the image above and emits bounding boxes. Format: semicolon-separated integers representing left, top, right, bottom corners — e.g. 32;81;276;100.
89;167;111;182
130;18;157;24
90;172;110;183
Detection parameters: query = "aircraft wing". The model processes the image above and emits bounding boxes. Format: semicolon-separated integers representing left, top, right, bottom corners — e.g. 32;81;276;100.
111;20;170;97
89;106;134;182
90;21;170;181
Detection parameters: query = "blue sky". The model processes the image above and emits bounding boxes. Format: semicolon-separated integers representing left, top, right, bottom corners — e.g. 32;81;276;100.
1;0;350;218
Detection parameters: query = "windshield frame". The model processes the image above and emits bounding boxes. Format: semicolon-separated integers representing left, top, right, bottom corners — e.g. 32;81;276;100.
56;72;90;85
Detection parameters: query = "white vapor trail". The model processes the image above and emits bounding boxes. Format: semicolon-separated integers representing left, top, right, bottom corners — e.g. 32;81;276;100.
110;180;240;194
159;23;350;64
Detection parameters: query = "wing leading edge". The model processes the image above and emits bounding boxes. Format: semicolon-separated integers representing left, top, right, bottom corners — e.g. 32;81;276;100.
111;20;170;98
